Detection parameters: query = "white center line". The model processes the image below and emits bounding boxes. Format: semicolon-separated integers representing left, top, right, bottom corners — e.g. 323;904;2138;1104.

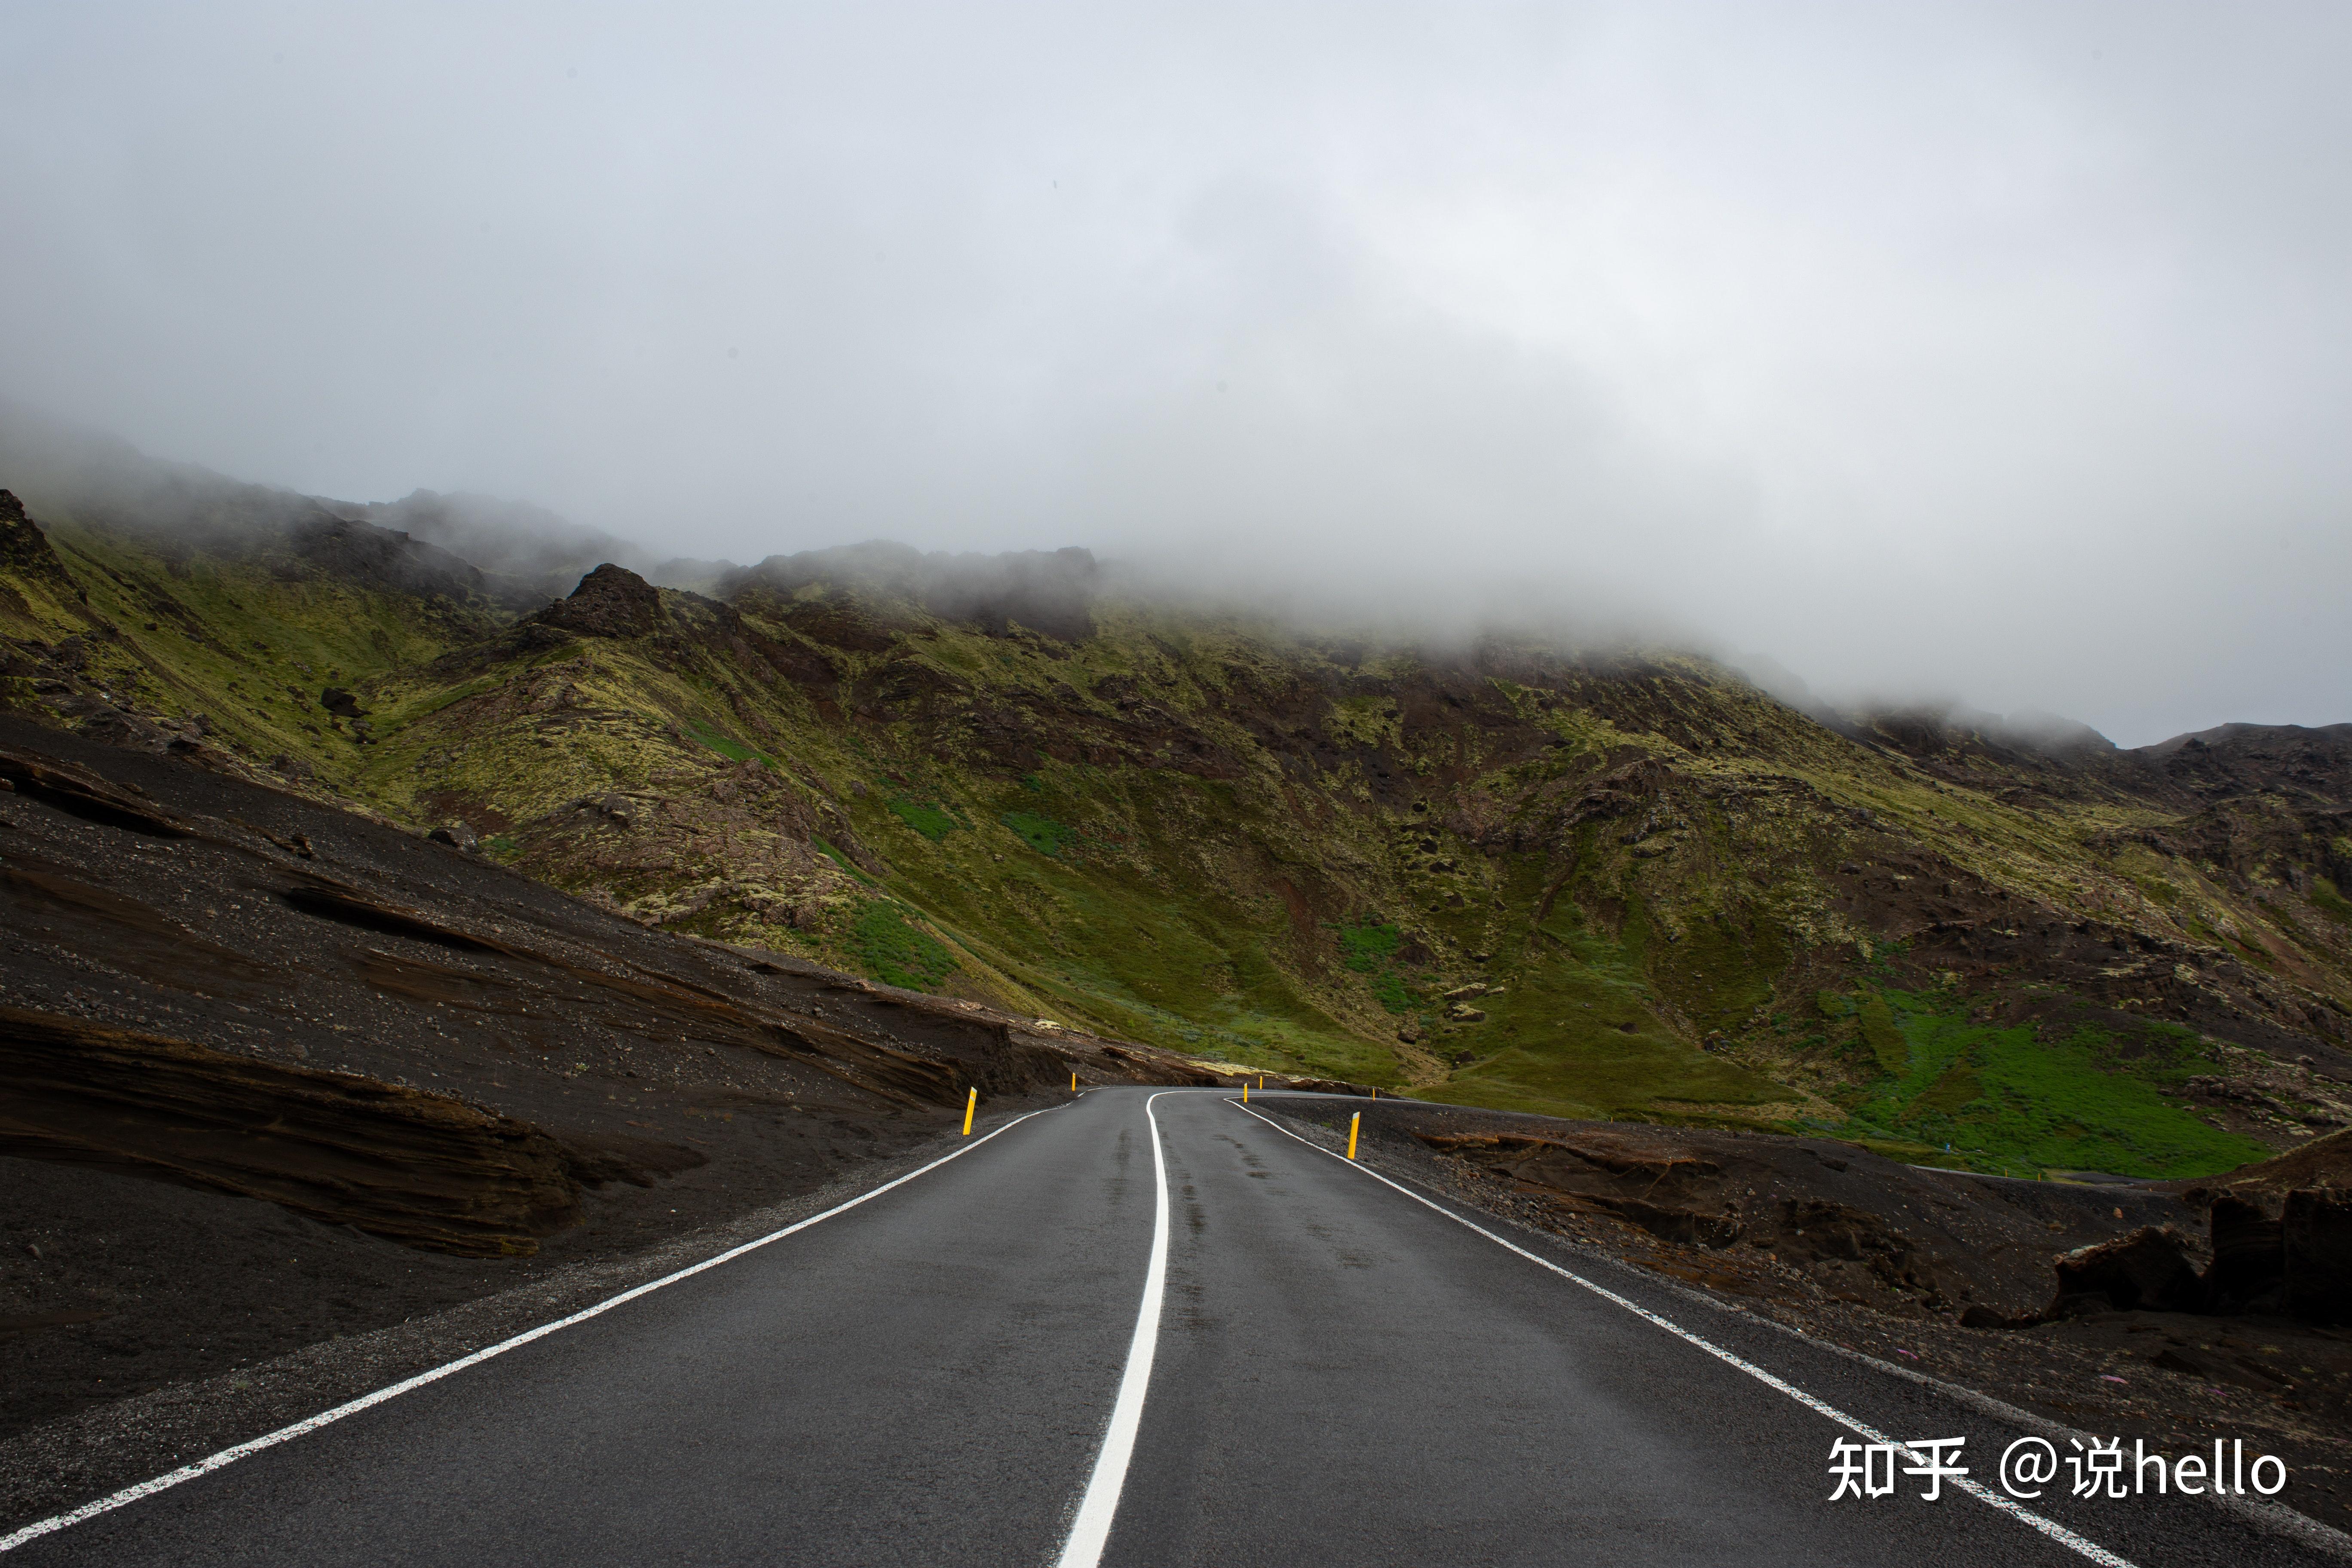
1053;1089;1175;1568
1231;1097;2136;1568
0;1105;1063;1556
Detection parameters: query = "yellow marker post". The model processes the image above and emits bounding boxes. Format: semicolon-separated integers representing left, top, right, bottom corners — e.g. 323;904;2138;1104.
962;1087;977;1136
1347;1112;1361;1161
1070;1071;1078;1092
1242;1081;1249;1104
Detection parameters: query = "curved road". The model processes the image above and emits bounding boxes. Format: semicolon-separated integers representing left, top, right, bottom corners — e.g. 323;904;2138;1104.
3;1090;2331;1566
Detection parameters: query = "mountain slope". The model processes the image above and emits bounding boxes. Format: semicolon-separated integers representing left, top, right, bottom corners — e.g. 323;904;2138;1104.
5;453;2349;1181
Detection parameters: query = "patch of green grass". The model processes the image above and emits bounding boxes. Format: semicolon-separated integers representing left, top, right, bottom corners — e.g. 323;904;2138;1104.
1002;809;1079;857
888;798;962;841
848;901;958;990
1655;913;1786;1033
685;718;768;765
1840;988;2269;1179
1857;989;1908;1074
2313;878;2352;926
1421;869;1784;1120
1437;1032;1773;1123
1330;918;1415;1013
1336;919;1401;972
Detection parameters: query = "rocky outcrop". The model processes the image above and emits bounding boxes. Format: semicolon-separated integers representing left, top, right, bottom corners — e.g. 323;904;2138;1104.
288;514;489;604
535;562;665;639
2283;1189;2352;1324
2138;722;2352;808
0;490;79;599
2206;1194;2286;1305
2049;1227;2210;1316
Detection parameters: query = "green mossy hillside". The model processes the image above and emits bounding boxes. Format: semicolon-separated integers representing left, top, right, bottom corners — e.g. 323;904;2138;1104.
6;493;2349;1182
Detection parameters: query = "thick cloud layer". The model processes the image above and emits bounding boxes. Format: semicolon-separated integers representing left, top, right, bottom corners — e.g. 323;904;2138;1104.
3;3;2346;744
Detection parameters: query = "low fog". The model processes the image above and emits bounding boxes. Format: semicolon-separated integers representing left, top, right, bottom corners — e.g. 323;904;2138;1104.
3;3;2347;746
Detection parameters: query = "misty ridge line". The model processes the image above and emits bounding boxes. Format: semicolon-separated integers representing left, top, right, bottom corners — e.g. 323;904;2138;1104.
8;8;2349;752
0;398;2336;760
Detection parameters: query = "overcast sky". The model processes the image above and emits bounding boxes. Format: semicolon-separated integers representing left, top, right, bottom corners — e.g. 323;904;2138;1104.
4;3;2346;744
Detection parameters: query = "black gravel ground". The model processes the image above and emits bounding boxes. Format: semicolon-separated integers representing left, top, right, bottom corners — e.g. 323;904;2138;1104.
0;717;1088;1445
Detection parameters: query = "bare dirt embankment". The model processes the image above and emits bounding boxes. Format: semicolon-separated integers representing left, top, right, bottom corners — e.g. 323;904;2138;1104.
0;717;1215;1453
1262;1096;2352;1536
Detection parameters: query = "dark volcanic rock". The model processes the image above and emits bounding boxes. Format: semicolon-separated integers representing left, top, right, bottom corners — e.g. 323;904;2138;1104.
2285;1188;2352;1325
537;562;664;639
2205;1193;2286;1306
2051;1226;2210;1316
0;490;54;573
288;514;487;603
2178;1135;2352;1321
0;489;83;603
2138;722;2352;807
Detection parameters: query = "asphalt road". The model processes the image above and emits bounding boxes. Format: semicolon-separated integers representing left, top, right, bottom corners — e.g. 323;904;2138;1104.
4;1090;2337;1566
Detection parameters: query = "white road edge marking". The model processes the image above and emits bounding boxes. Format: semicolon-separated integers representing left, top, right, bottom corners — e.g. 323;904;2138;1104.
1231;1099;2137;1568
1053;1089;1175;1568
0;1106;1063;1556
